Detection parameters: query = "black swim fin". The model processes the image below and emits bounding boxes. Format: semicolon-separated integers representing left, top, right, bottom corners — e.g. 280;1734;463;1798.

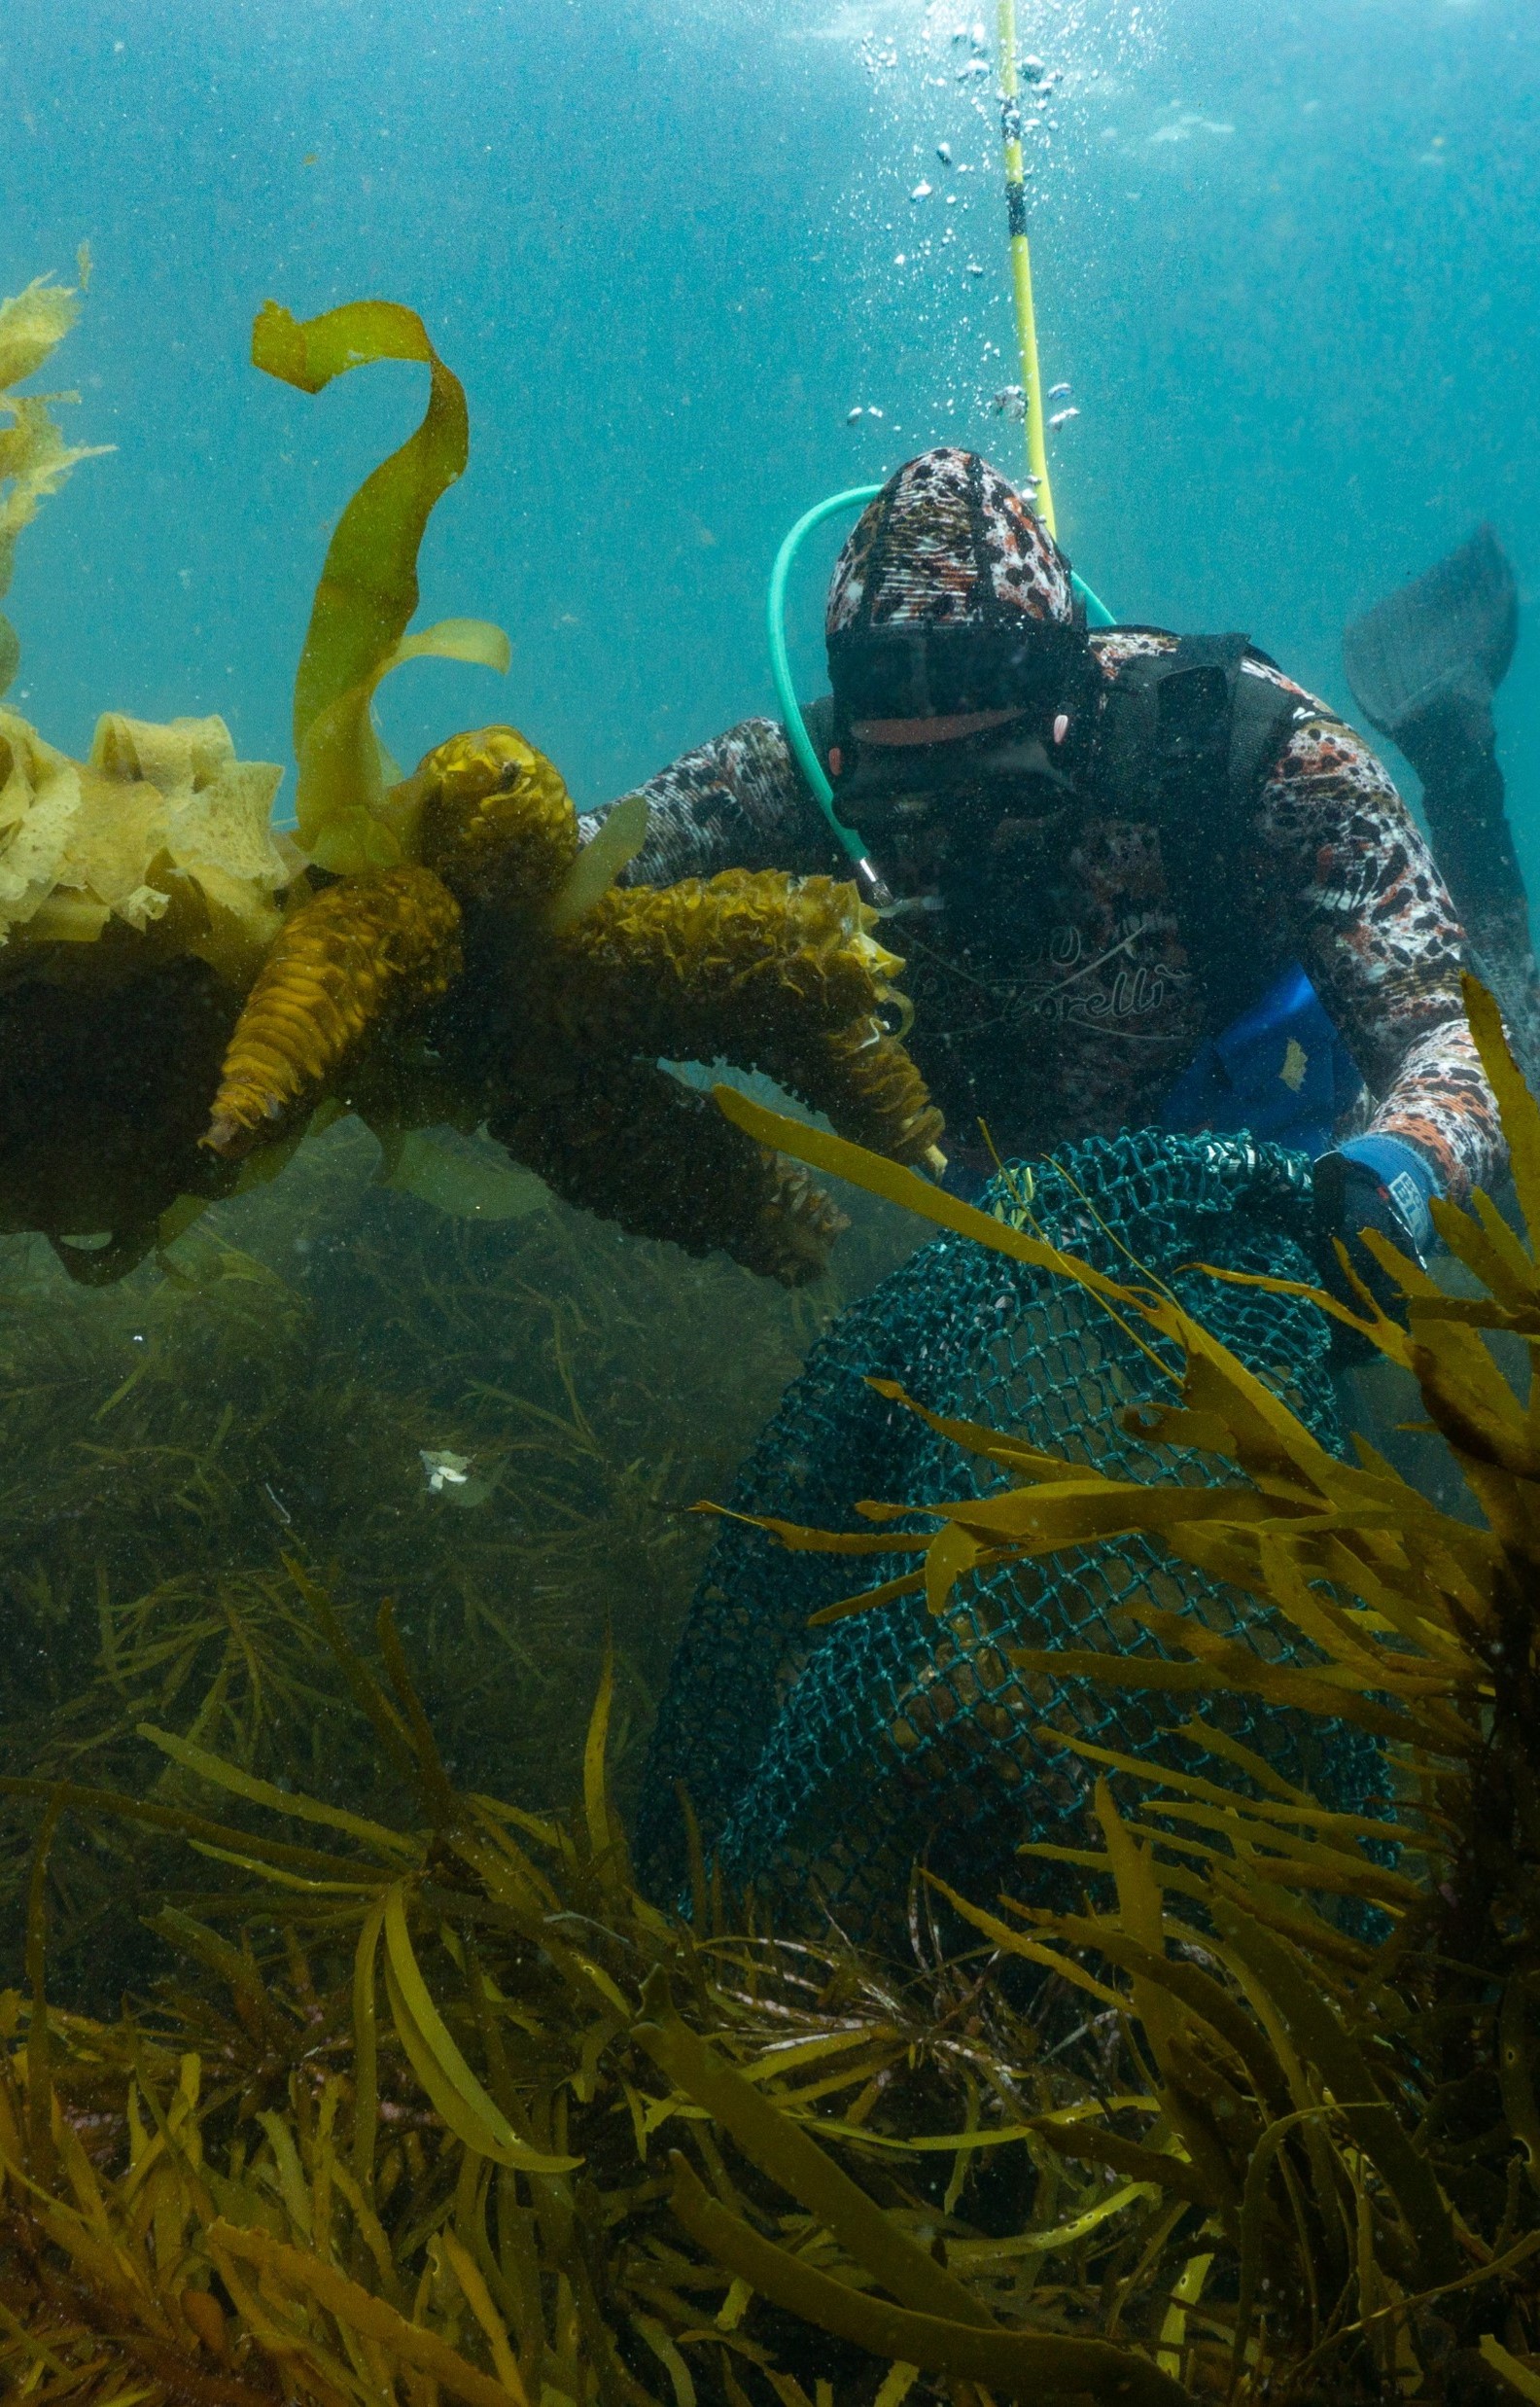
1343;522;1517;750
1345;524;1539;1085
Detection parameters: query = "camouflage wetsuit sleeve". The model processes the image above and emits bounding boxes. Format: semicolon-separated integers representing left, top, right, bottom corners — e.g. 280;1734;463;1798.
577;716;842;887
1254;679;1502;1201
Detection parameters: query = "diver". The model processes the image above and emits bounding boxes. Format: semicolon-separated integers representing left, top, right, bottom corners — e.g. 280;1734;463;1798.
587;447;1510;1311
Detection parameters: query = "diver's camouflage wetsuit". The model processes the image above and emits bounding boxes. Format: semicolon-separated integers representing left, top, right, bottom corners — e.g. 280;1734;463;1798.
586;454;1501;1207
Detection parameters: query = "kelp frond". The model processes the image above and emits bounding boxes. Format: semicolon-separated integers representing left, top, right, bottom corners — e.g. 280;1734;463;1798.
253;298;508;871
0;273;112;600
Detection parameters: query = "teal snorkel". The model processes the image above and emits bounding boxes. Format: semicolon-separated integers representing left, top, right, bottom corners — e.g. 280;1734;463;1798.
767;486;1114;906
767;485;886;901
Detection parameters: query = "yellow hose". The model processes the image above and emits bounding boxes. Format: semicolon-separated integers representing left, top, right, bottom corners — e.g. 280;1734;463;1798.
997;0;1055;538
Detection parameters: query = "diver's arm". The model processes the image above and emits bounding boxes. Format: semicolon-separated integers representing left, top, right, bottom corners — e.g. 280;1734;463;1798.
578;716;842;887
1259;711;1503;1210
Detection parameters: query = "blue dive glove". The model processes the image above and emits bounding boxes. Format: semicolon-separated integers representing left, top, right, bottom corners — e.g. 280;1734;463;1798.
1312;1134;1441;1339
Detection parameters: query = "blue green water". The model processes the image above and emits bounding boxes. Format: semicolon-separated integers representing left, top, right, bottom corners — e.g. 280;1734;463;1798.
4;0;1534;862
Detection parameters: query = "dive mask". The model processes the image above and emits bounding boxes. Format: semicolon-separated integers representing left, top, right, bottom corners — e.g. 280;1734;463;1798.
828;619;1094;832
827;613;1090;730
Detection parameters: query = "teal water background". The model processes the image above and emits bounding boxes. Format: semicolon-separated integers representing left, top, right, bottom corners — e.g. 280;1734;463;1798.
3;0;1535;869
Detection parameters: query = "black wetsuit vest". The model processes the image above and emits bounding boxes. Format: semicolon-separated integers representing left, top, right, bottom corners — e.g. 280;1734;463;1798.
799;636;1315;1145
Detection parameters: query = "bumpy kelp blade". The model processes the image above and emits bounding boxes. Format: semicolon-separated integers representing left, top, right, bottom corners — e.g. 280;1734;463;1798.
254;299;505;868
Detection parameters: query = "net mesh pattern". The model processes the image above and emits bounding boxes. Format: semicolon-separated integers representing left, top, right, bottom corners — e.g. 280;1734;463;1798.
636;1129;1385;1943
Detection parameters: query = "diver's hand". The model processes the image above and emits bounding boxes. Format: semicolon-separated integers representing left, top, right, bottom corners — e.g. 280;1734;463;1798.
1312;1136;1439;1344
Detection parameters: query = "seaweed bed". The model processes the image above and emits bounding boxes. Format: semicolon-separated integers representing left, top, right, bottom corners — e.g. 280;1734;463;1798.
0;1122;920;2006
5;981;1540;2406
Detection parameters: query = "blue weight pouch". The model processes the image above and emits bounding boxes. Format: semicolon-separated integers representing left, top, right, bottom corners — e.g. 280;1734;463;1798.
1162;958;1364;1159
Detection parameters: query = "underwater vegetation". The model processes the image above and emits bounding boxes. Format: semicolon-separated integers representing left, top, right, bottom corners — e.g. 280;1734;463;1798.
0;1112;921;2011
0;278;940;1289
2;979;1540;2402
0;266;109;704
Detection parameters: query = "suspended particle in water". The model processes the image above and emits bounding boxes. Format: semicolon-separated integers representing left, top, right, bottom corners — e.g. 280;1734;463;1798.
1048;380;1071;400
936;140;952;163
847;406;864;422
966;261;985;275
1048;406;1080;429
867;405;886;419
911;180;933;200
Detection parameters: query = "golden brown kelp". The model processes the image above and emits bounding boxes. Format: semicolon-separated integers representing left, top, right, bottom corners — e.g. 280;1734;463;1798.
412;721;582;910
0;277;939;1288
545;870;944;1168
215;706;943;1286
707;979;1540;2400
220;294;945;1279
489;1052;854;1289
206;866;464;1153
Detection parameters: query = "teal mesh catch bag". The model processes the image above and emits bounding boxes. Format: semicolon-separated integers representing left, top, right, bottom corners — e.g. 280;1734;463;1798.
636;1129;1383;1944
